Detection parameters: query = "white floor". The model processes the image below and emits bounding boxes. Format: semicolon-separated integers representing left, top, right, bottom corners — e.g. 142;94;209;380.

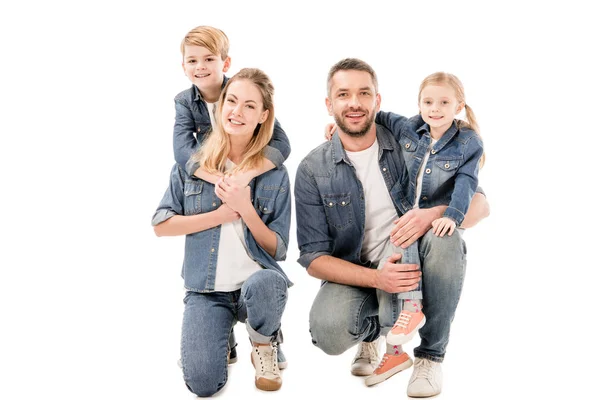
2;1;599;399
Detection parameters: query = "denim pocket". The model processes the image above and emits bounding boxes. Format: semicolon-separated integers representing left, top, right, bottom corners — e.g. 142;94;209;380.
322;193;352;230
183;180;203;214
256;197;275;215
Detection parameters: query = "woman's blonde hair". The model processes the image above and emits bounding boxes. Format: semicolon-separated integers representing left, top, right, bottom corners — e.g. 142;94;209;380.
419;72;485;167
191;68;275;174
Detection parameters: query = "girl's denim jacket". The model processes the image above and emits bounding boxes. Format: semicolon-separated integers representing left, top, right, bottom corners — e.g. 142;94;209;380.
173;79;291;175
152;164;293;292
376;112;484;226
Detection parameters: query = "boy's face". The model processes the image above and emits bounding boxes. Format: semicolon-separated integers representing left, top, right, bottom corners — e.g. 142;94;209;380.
182;45;230;93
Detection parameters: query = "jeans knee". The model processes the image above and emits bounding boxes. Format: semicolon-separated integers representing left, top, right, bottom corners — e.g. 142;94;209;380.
422;229;465;257
309;312;352;356
185;374;225;397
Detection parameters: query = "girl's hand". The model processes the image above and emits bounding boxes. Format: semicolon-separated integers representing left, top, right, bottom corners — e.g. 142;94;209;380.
324;123;337;141
431;217;456;237
215;176;251;214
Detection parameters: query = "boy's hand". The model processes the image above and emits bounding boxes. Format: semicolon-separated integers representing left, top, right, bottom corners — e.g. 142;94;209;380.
324;123;337;141
226;170;254;187
431;217;456;237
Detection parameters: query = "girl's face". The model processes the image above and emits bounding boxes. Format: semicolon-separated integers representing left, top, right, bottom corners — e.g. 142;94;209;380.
418;84;464;135
221;79;268;139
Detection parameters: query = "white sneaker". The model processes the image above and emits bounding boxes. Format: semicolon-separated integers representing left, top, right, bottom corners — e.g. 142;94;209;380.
350;338;381;376
251;343;282;391
407;357;443;398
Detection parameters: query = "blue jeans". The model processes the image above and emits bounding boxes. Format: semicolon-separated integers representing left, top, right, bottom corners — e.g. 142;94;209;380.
181;269;288;397
309;229;466;362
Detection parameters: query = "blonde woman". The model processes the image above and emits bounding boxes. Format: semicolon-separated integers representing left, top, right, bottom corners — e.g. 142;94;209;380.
153;68;291;395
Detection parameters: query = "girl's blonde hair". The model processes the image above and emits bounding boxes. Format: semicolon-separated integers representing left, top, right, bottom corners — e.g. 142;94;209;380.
191;68;275;175
419;72;485;166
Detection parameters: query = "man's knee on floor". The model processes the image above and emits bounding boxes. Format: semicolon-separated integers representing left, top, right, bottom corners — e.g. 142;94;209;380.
309;316;354;355
185;374;225;398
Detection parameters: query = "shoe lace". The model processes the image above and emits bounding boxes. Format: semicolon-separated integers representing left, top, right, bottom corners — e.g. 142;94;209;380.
357;341;378;363
414;358;434;380
376;353;390;369
393;311;411;329
255;343;279;373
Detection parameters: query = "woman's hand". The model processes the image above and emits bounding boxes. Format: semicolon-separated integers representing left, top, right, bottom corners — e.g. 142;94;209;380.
215;176;252;214
216;204;241;224
431;217;456;237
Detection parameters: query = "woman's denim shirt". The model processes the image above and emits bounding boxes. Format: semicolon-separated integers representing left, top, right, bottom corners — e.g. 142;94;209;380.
295;125;409;269
376;112;484;226
173;79;291;175
152;163;293;292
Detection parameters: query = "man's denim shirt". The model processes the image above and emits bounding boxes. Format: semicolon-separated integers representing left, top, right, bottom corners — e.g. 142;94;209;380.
173;78;291;175
295;124;409;269
153;163;293;292
376;112;484;226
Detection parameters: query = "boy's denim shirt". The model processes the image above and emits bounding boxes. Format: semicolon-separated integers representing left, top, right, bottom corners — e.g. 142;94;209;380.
152;163;293;292
295;124;409;269
376;112;484;226
173;77;291;175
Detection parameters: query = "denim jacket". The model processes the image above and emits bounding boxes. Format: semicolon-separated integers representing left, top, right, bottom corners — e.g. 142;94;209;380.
376;112;484;226
173;78;291;175
152;163;293;292
294;124;409;269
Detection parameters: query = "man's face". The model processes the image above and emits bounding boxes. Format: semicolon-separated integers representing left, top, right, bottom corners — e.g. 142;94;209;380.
326;70;381;137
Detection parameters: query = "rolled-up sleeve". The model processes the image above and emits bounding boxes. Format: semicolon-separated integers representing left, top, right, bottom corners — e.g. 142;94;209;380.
262;118;291;168
265;168;292;262
294;161;333;269
152;164;185;226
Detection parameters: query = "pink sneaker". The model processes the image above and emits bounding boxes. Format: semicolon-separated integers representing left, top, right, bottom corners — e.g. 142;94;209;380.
364;352;413;386
386;310;426;346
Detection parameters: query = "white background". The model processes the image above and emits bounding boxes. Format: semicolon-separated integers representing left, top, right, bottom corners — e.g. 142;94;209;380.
1;1;599;399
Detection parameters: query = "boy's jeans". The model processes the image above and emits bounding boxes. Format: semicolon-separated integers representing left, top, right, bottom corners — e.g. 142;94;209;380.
181;269;288;396
309;229;466;362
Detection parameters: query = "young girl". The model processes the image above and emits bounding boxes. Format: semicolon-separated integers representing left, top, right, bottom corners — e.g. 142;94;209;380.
153;68;292;395
367;72;484;386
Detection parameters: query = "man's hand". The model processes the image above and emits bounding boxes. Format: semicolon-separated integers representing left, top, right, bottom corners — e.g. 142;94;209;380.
324;123;336;141
390;207;443;248
376;253;421;293
432;217;456;237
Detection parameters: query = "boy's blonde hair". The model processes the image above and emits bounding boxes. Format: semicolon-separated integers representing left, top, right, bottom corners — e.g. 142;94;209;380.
191;68;275;175
419;72;485;167
180;26;229;60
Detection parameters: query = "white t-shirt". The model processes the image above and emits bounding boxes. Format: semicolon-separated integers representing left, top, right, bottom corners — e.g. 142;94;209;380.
214;160;262;291
206;101;218;130
414;138;438;208
346;139;398;264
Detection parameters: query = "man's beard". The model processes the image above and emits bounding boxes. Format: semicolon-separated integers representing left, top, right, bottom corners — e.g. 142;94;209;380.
333;109;375;138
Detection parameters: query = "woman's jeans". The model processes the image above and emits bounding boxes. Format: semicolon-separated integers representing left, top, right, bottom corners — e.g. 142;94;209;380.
309;229;466;362
181;269;288;397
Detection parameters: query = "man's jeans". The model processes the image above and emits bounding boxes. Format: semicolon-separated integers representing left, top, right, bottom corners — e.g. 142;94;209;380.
181;269;288;397
309;229;466;362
